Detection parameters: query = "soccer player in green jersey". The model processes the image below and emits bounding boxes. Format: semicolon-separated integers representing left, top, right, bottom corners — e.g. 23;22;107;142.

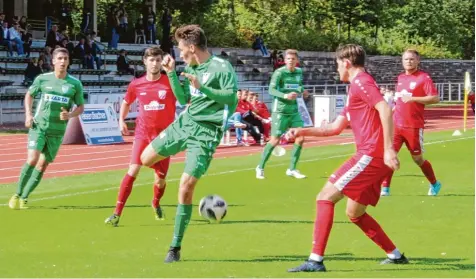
8;48;85;209
140;25;238;263
256;49;307;179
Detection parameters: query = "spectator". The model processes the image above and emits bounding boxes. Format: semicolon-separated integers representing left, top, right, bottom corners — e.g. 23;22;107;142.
43;0;56;33
224;90;248;146
160;8;172;53
107;6;120;49
39;47;52;72
252;34;268;57
0;13;5;26
144;6;156;44
118;5;128;35
249;93;271;141
244;91;265;140
80;8;91;35
87;34;103;69
1;21;13;57
22;24;33;58
60;38;74;55
45;24;60;49
59;2;73;32
116;49;135;76
23;58;42;86
469;91;475;114
236;90;263;144
274;53;285;70
74;37;94;69
19;16;27;31
8;23;25;56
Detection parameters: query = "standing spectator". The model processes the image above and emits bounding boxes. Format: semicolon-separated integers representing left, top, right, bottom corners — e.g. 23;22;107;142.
80;8;91;35
45;24;60;49
43;0;56;33
160;8;172;53
9;23;25;56
118;5;128;36
116;49;135;76
107;6;120;49
145;6;156;44
23;58;43;86
252;34;269;57
1;21;13;57
59;2;73;32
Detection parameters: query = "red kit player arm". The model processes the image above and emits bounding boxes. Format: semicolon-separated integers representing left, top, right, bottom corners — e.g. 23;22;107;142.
404;75;439;105
287;114;348;139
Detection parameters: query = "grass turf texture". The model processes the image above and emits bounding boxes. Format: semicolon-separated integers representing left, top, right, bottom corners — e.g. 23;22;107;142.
0;130;474;277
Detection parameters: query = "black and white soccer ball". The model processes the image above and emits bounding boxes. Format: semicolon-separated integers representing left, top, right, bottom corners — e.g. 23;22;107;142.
198;195;228;222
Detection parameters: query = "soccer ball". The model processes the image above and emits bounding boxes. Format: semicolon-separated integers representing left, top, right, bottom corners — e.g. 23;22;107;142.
198;195;228;222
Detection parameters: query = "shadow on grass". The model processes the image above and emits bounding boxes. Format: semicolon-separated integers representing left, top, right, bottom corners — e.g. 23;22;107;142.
185;253;474;271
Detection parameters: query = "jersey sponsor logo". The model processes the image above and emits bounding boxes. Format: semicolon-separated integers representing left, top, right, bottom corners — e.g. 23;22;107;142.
140;92;147;95
81;109;108;123
44;93;70;104
395;89;413;99
62;84;71;94
284;84;299;90
202;73;211;83
158;90;167;99
29;140;36;147
409;82;417;89
144;100;165;111
295;76;301;82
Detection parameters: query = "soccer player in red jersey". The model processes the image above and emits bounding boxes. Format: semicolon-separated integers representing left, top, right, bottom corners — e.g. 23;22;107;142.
380;49;441;197
105;47;176;226
286;44;408;272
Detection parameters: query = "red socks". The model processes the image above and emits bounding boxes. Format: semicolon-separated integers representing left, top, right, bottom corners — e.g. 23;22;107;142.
114;174;136;216
420;160;437;184
350;213;396;253
311;200;335;256
152;184;166;208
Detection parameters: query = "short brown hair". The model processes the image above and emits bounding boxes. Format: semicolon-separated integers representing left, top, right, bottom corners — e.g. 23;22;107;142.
175;25;207;50
335;44;366;67
52;47;69;59
403;49;420;57
143;46;165;59
285;49;299;57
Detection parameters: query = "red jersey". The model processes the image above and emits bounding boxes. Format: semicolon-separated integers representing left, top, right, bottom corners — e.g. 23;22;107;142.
236;100;251;115
393;70;437;128
341;71;385;158
124;75;176;139
468;93;475;104
255;101;270;119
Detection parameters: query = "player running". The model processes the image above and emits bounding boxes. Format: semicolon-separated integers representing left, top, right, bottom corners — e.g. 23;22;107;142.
286;44;408;272
140;25;238;263
380;49;441;196
256;49;306;180
105;47;177;226
8;48;84;209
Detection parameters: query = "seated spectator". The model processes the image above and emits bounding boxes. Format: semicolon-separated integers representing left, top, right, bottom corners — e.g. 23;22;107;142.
22;24;33;58
249;92;271;141
274;53;285;70
46;24;60;49
59;38;74;56
89;32;103;69
236;90;263;145
8;23;25;56
40;46;53;72
251;34;268;57
74;37;94;69
1;21;13;57
117;49;135;76
19;16;27;32
23;58;42;86
224;90;248;146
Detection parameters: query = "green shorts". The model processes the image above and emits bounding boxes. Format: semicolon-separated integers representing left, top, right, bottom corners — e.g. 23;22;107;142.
27;127;63;163
271;112;304;137
151;113;222;179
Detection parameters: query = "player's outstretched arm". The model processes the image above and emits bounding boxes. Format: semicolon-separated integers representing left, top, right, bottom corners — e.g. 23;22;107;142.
375;100;400;170
286;115;348;139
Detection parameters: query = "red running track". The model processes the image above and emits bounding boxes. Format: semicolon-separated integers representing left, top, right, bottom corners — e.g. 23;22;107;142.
0;107;473;184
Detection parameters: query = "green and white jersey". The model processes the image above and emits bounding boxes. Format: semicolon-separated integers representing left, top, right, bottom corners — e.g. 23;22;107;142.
167;55;238;128
29;72;85;135
269;66;304;114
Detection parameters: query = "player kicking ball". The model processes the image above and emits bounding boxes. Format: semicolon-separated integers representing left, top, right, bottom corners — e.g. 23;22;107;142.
105;47;176;226
9;48;85;209
286;44;408;272
256;49;306;180
380;49;441;197
140;25;238;263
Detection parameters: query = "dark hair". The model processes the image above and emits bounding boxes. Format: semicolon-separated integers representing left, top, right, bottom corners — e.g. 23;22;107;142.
52;47;69;59
174;24;207;50
143;46;165;59
335;44;366;67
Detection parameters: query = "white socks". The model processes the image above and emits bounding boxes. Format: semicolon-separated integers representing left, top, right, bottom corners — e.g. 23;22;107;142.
309;253;324;262
387;248;402;259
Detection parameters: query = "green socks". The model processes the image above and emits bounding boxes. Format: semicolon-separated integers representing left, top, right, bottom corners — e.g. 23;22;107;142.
21;168;44;199
289;144;303;170
258;143;276;169
16;163;35;196
171;204;193;248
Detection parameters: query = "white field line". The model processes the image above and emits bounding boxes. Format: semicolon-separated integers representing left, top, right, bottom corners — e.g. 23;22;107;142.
0;136;473;204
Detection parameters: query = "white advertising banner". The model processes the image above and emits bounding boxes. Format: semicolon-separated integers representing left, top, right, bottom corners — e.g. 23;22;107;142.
79;104;124;145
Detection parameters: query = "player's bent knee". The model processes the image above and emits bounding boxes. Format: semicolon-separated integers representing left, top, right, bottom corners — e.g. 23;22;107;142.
269;136;280;146
412;155;424;166
155;177;166;188
140;145;163;167
317;182;343;202
295;136;305;145
127;164;142;177
26;150;40;166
